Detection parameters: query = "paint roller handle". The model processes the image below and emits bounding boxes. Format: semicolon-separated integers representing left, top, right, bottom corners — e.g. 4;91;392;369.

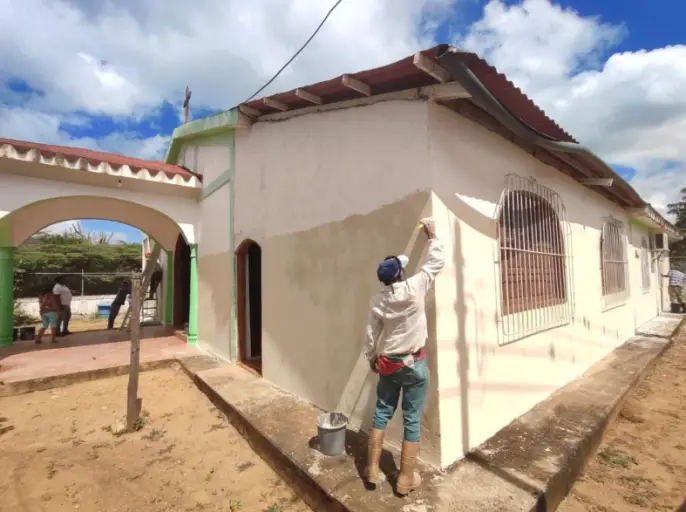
417;218;436;240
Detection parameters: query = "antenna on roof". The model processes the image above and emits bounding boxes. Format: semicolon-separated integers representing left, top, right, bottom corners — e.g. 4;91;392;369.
183;86;192;123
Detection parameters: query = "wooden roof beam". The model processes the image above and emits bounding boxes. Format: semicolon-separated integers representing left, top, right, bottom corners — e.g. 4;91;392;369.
295;88;323;105
263;97;288;111
239;104;261;118
342;74;371;96
413;52;450;83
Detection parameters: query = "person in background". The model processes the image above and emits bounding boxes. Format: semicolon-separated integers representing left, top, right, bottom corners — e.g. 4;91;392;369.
148;258;163;300
53;276;73;336
35;286;60;344
108;281;131;329
663;266;686;311
364;218;445;496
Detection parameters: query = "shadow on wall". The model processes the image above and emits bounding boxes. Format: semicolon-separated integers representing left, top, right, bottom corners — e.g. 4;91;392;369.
435;189;498;460
259;190;444;460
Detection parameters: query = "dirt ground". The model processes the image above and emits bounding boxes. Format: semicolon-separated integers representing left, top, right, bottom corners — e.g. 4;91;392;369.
558;328;686;512
0;366;312;512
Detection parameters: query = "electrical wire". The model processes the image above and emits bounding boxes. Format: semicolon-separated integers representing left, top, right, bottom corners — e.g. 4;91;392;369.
241;0;344;104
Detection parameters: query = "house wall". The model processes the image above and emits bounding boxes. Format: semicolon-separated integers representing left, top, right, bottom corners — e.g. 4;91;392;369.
178;135;233;359
233;100;448;463
427;102;664;467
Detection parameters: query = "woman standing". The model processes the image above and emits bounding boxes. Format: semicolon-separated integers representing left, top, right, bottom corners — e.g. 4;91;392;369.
35;286;60;344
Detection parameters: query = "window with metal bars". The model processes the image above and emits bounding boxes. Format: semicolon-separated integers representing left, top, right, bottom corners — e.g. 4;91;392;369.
496;175;573;339
600;218;629;303
641;237;651;292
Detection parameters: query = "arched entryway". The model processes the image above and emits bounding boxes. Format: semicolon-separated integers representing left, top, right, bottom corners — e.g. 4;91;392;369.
236;239;262;374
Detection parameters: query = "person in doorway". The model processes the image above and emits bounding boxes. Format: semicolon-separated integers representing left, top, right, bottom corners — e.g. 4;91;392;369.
108;281;130;329
663;266;686;311
364;218;445;496
35;286;60;344
53;276;73;336
148;258;163;300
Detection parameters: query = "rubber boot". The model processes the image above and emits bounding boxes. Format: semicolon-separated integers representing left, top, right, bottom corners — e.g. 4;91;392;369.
396;441;422;496
364;428;385;486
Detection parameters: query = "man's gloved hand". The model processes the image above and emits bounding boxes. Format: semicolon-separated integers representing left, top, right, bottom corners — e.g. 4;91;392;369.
419;217;436;239
369;356;379;374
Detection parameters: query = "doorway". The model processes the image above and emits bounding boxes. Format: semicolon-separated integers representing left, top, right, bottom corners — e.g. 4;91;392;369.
236;240;262;374
173;234;191;329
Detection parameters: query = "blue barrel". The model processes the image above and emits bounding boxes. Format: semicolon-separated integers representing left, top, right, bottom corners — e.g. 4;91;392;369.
97;302;111;318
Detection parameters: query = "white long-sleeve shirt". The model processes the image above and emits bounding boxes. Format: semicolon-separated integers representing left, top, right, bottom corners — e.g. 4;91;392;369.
365;238;445;362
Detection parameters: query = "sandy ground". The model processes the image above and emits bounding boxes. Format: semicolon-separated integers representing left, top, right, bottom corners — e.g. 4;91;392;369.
0;366;312;512
558;328;686;512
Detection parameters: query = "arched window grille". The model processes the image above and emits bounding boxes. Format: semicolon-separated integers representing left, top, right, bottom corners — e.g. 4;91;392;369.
641;237;651;292
496;175;573;340
600;217;629;306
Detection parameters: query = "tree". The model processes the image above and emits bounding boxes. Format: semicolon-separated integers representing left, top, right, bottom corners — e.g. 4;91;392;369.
667;188;686;260
14;230;141;298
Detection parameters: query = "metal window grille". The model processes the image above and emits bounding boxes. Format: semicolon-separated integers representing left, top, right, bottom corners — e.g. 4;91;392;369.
600;217;629;305
641;237;651;292
495;175;574;341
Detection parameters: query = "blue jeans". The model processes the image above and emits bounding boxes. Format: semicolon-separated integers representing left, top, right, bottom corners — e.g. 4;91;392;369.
372;357;429;442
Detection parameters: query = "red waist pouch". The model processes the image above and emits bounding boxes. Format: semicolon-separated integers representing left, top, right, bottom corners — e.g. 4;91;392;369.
378;350;425;377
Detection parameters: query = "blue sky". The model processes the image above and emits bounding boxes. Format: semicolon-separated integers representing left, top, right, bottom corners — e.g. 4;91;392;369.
2;0;685;238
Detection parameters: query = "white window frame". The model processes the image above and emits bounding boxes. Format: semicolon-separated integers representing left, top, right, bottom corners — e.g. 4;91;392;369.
600;217;630;308
495;175;574;343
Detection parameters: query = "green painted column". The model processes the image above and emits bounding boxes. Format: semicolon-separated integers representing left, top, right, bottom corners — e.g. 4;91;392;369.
187;244;198;345
0;247;14;347
164;250;174;325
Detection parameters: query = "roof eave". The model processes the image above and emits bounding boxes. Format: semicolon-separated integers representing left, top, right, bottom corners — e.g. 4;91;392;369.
165;108;253;164
628;206;681;239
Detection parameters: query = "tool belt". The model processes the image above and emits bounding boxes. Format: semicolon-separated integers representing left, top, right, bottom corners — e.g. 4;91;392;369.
378;349;425;377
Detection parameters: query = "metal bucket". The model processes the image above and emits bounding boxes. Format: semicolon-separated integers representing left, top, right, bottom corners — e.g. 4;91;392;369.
316;412;348;456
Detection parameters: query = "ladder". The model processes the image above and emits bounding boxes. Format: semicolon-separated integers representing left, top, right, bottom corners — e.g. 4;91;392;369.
120;242;162;331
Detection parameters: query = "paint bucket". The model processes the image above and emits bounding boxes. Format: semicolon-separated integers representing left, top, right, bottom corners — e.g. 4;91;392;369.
316;412;348;456
97;302;111;318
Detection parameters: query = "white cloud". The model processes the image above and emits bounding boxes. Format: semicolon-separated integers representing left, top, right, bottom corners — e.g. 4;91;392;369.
37;220;133;244
0;0;453;160
458;0;686;217
0;0;454;116
40;220;82;236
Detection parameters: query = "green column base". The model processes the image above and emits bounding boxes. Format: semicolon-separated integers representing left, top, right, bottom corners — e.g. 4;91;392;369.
0;247;14;346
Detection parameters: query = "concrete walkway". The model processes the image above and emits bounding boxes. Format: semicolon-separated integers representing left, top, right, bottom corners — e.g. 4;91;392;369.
0;326;199;396
178;314;682;512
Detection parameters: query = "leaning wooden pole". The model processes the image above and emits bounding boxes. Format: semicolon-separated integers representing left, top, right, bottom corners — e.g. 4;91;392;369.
126;272;143;431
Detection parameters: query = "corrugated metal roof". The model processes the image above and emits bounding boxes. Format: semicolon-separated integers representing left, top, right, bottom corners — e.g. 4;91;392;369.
243;45;576;144
0;138;200;187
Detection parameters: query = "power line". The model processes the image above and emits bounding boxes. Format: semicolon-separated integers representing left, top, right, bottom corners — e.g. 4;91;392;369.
241;0;344;104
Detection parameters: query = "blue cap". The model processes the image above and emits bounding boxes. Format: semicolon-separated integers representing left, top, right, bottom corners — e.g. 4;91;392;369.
377;255;408;285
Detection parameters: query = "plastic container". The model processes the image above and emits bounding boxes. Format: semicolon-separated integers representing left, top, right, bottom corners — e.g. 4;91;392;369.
97;302;111;318
316;412;348;456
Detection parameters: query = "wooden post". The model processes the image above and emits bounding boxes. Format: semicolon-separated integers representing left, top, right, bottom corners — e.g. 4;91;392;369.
126;272;142;431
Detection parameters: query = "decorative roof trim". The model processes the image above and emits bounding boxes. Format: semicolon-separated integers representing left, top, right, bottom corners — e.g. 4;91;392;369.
0;140;201;188
629;206;681;239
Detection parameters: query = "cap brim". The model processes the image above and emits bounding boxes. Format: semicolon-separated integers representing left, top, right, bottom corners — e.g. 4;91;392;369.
397;255;409;269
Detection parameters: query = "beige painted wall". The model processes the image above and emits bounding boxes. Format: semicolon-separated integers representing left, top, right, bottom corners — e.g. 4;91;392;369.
181;136;233;359
178;134;231;185
427;102;664;467
234;100;448;463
